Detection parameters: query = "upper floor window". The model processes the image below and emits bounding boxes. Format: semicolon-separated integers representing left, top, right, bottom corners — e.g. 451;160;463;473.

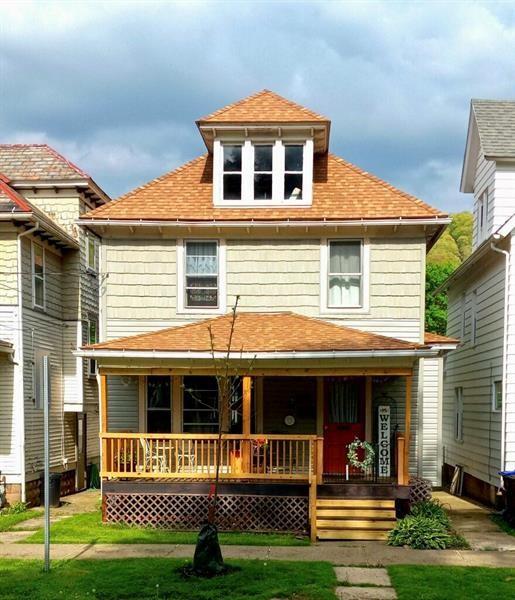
32;242;45;309
328;240;362;308
492;380;503;413
215;139;313;206
185;241;219;308
223;145;242;200
454;386;464;442
470;290;478;345
87;235;98;272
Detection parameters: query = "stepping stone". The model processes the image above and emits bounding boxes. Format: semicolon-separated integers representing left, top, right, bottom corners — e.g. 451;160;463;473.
334;567;391;587
336;587;397;599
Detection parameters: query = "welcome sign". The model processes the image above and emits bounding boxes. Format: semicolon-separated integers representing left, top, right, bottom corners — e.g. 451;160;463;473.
378;405;391;477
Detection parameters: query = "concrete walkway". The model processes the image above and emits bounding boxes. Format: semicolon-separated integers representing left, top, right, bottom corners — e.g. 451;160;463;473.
335;567;396;599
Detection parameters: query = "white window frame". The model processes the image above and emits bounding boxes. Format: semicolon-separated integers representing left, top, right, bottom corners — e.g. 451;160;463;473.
492;380;503;413
471;290;478;346
213;137;313;207
460;292;466;340
454;386;464;442
86;318;98;377
252;143;274;201
86;234;98;272
31;241;46;310
320;238;370;314
177;239;227;314
477;188;488;241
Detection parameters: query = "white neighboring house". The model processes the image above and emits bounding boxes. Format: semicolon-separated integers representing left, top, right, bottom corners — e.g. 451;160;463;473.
442;100;515;505
0;144;110;505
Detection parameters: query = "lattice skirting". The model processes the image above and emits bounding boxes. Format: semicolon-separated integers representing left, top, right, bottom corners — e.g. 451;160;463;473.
104;492;309;533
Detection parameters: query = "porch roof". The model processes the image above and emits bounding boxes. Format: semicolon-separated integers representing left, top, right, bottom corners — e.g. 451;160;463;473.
81;312;432;359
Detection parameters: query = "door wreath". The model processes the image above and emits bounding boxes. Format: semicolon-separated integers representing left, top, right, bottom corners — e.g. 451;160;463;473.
347;438;375;472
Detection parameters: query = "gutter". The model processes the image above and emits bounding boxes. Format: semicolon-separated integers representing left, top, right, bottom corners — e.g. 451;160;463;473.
16;221;40;502
74;348;440;360
491;236;510;482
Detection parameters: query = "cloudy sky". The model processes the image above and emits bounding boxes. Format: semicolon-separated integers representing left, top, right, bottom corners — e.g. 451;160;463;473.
1;1;515;212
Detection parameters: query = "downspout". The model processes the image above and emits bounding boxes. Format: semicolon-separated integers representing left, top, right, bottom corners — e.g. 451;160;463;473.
491;236;510;485
16;222;39;502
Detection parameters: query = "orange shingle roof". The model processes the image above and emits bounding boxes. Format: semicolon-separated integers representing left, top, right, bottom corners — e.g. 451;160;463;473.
424;331;459;345
197;90;329;124
85;312;425;353
82;153;445;221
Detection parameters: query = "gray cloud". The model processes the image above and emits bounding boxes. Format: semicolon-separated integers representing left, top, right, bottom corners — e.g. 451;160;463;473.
1;1;514;211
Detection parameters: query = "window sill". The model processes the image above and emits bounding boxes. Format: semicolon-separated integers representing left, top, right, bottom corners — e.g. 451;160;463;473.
85;267;98;276
320;306;370;316
177;306;227;316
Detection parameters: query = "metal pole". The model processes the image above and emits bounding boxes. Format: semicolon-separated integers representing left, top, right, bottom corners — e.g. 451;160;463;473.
43;355;50;572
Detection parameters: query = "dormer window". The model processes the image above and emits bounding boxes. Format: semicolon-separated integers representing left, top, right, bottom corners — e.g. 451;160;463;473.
215;138;313;206
223;145;242;200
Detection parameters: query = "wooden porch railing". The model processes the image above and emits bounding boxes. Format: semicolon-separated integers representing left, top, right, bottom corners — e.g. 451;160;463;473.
101;433;318;481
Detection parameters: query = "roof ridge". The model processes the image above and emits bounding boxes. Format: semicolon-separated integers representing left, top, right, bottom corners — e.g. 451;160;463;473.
198;89;329;122
328;153;446;216
0;179;32;212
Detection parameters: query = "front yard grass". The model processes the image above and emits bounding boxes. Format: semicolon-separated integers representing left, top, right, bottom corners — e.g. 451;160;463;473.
0;558;335;600
23;510;309;545
388;565;515;600
0;509;43;532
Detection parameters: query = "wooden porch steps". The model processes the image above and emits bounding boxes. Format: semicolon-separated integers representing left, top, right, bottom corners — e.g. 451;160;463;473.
315;498;396;541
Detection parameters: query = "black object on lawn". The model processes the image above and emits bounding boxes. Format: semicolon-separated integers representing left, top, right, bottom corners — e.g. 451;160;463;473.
193;523;225;576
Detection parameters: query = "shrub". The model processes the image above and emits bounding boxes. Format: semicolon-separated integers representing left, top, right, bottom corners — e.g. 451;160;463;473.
0;501;28;516
410;499;451;529
388;515;452;550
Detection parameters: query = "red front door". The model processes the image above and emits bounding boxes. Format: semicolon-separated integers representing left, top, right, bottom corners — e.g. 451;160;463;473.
323;378;365;474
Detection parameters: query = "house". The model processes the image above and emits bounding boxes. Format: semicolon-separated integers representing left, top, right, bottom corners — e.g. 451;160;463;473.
441;100;515;506
78;90;456;540
0;144;111;505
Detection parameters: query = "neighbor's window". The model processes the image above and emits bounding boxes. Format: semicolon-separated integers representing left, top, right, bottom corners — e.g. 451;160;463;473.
328;240;362;307
254;144;273;200
183;376;219;433
87;236;97;271
223;145;242;200
185;241;219;308
492;380;503;413
284;144;303;200
460;293;466;340
32;242;45;308
146;376;172;433
471;290;478;345
87;319;98;376
454;387;464;442
478;189;488;240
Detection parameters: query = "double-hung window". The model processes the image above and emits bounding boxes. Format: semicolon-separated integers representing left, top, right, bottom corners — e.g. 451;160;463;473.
327;240;363;308
183;376;219;433
284;145;303;200
146;376;172;433
223;145;242;200
253;145;273;200
32;242;45;309
87;319;98;376
87;235;97;271
492;380;503;413
471;290;478;345
454;387;464;442
185;241;219;308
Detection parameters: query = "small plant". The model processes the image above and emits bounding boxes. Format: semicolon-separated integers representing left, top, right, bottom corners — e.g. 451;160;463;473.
388;515;452;549
410;499;451;529
0;501;28;516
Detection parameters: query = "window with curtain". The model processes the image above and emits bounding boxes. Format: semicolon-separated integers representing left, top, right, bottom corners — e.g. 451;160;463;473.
185;241;219;308
183;376;219;433
328;380;360;424
328;240;362;308
147;376;172;433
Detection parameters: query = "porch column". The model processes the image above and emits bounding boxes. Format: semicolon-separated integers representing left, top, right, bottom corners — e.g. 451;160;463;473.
242;376;252;471
365;376;373;441
404;374;412;484
316;377;324;484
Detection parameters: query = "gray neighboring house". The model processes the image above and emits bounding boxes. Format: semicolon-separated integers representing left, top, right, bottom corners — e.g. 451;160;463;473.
442;100;515;505
0;144;110;505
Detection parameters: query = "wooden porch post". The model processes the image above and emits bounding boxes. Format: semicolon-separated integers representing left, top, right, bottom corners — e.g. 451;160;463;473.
242;376;252;472
365;376;373;442
172;376;182;433
404;374;412;484
316;377;324;483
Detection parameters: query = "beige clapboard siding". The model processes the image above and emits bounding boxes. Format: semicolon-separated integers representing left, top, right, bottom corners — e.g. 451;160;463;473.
443;253;505;484
420;357;442;485
0;232;19;304
107;375;139;432
87;410;100;462
103;237;424;343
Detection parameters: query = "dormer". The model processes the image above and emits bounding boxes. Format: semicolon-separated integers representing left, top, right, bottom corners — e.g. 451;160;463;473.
461;99;515;250
196;90;330;207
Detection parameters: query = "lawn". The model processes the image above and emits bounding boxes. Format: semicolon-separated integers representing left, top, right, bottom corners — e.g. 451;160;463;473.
389;565;515;600
0;509;43;532
491;514;515;536
23;510;309;546
0;558;336;600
